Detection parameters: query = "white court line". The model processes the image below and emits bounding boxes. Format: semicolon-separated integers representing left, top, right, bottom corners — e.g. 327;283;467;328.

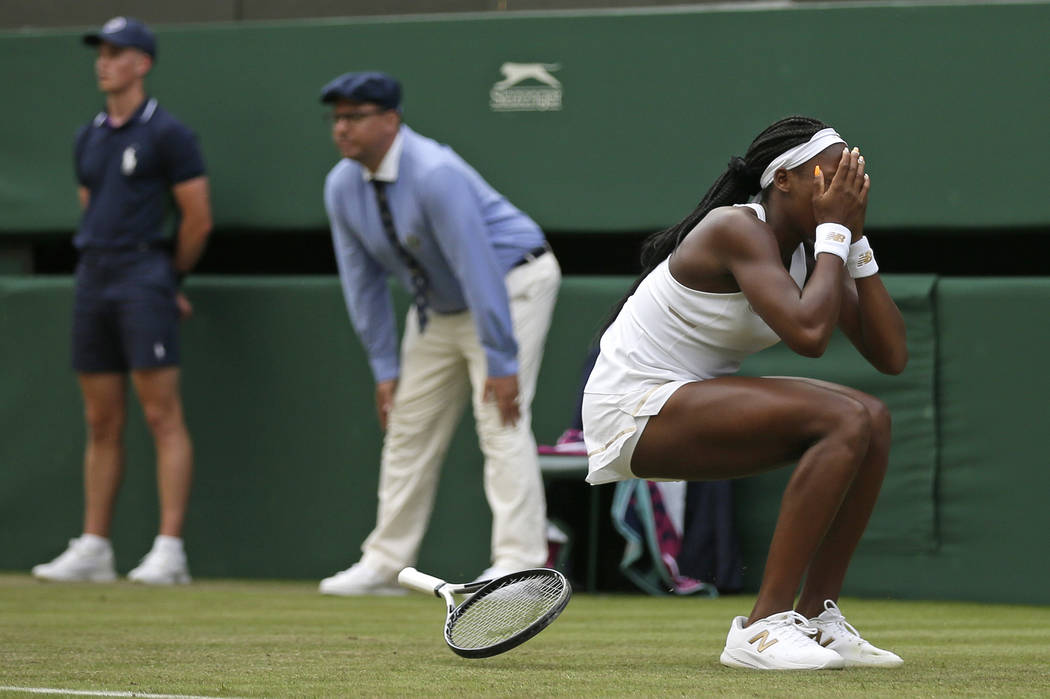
0;687;245;699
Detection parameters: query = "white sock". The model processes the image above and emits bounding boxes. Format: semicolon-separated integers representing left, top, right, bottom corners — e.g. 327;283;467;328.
79;533;112;552
154;535;184;554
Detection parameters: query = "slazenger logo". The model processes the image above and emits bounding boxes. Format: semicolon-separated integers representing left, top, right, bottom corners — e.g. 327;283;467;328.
489;62;562;112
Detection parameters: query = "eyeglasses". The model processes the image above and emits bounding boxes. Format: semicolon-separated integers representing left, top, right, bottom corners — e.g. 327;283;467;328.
325;109;390;125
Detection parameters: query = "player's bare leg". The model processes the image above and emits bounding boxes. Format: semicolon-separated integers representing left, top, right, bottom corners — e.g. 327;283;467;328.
760;376;902;667
630;376;871;622
785;378;892;618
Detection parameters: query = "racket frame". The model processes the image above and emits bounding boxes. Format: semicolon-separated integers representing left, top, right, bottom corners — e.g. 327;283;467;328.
398;567;572;658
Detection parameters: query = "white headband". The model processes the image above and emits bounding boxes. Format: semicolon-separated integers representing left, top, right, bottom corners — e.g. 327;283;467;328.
759;128;846;189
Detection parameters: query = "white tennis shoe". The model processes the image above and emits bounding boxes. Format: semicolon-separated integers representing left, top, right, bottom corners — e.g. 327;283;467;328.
808;599;903;667
319;562;406;596
471;565;519;584
720;610;845;670
32;535;117;583
128;536;192;585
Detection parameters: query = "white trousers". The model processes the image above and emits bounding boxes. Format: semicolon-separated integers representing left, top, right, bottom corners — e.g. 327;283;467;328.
360;252;561;577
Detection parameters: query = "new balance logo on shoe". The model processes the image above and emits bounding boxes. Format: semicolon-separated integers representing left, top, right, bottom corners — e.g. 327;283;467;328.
748;630;779;652
812;630;835;647
721;612;845;670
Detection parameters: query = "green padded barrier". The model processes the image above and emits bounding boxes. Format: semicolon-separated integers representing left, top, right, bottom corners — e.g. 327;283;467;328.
831;278;1050;605
928;279;1050;603
2;2;1049;234
3;274;1049;604
0;279;86;557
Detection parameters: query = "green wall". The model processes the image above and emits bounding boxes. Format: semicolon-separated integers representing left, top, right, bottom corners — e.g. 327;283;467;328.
2;1;1049;234
2;274;1048;604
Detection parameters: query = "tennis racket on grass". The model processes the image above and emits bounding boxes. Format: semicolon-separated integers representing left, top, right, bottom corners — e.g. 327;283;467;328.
398;566;572;658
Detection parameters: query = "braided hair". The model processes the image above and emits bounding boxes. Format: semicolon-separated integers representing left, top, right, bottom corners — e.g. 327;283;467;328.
601;115;830;333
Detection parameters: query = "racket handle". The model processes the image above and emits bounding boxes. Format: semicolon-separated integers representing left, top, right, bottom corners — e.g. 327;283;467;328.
398;567;449;595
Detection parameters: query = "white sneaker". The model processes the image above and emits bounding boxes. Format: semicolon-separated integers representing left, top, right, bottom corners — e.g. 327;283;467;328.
32;535;117;583
127;536;191;585
319;562;405;596
809;599;903;667
720;611;845;670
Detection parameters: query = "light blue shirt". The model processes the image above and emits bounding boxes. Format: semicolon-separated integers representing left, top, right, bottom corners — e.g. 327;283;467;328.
324;125;546;383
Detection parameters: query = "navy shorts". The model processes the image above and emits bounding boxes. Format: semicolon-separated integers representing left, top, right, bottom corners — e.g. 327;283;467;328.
72;248;180;373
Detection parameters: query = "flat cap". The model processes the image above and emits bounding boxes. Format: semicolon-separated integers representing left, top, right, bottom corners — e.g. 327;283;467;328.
83;16;156;59
320;72;401;110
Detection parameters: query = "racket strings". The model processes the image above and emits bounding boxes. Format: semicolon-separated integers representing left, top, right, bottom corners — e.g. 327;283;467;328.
448;575;567;650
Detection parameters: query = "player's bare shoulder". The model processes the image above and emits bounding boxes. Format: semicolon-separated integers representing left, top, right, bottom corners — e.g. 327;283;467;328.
669;206;763;291
702;205;774;251
683;205;778;265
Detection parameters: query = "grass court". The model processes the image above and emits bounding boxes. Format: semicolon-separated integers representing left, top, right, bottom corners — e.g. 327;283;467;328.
1;573;1048;697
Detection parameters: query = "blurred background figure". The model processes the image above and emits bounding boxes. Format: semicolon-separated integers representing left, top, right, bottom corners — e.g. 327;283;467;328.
318;72;561;595
32;16;212;585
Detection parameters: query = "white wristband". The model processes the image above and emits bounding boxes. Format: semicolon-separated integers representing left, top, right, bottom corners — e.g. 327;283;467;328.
847;236;879;278
814;223;851;264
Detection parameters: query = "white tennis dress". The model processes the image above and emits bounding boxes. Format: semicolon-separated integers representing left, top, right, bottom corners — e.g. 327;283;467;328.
582;203;808;484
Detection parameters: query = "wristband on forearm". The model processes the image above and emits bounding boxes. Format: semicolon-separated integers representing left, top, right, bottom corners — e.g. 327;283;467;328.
847;236;879;279
813;223;851;263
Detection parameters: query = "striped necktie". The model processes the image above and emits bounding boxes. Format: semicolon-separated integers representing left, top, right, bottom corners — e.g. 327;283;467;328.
372;180;429;332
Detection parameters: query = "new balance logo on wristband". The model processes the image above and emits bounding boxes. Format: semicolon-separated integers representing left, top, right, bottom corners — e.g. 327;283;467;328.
856;251;873;266
814;223;851;263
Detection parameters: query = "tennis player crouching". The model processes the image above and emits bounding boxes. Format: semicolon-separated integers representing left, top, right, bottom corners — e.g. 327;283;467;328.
582;117;907;670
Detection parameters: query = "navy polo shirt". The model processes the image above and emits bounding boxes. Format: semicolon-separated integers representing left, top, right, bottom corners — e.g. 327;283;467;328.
73;97;205;250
